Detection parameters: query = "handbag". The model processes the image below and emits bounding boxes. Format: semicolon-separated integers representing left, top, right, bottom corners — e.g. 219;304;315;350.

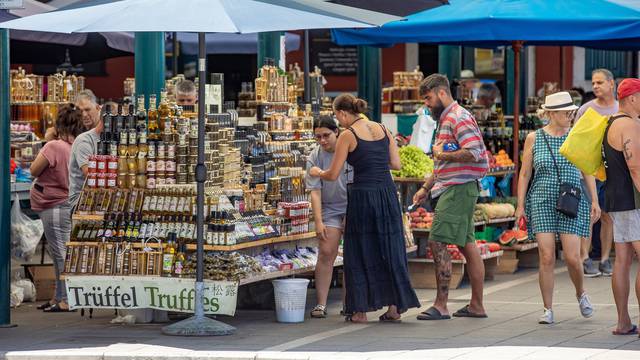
541;131;581;218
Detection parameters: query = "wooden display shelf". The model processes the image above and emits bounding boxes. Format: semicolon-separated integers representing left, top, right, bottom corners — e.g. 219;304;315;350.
185;232;316;251
72;213;106;221
408;251;503;289
498;241;539;274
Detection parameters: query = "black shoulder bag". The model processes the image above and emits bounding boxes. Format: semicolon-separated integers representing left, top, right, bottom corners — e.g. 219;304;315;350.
541;131;581;218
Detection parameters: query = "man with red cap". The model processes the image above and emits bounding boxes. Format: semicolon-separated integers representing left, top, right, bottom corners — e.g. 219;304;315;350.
604;78;640;336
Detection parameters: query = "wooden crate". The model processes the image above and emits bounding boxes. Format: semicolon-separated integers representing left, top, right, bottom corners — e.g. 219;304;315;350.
498;242;539;274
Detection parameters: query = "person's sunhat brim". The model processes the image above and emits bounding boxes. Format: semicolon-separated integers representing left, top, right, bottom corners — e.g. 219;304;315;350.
540;103;578;111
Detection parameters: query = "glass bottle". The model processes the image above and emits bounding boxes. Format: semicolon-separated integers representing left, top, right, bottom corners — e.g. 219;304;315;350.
157;90;171;133
147;94;159;141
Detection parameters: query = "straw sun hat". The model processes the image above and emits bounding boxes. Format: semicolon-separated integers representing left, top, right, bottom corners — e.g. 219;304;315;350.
540;91;579;111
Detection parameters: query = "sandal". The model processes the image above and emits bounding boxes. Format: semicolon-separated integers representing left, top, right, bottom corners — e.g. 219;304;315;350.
37;301;55;310
416;306;451;321
612;324;638;335
379;313;402;323
310;304;327;318
452;305;488;318
43;303;76;313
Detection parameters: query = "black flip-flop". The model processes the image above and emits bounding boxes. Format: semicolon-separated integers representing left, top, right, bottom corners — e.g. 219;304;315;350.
379;313;402;323
37;301;54;310
43;303;76;313
612;324;638;335
452;305;488;318
416;306;451;320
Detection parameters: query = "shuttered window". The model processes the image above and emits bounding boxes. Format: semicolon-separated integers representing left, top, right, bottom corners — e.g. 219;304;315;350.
585;49;631;79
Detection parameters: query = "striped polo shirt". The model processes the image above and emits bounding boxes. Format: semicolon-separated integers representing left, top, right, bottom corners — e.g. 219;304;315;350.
432;101;489;197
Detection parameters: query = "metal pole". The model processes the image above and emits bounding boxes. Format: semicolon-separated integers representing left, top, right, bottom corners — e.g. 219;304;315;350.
172;32;178;77
162;32;235;337
194;31;206;320
0;27;15;328
512;41;523;193
303;30;311;104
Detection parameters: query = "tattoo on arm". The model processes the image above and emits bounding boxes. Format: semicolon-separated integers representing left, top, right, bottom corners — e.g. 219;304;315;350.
624;139;633;160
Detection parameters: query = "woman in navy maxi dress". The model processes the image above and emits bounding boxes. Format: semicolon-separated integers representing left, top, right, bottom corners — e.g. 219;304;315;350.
309;94;420;323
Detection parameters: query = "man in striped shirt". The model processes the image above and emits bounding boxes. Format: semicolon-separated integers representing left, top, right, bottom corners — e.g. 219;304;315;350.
413;73;489;321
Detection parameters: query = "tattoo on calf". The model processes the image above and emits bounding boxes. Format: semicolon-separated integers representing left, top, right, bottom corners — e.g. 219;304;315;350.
429;241;452;297
624;139;633;160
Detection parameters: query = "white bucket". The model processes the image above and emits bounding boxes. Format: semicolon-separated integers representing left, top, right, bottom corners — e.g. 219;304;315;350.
272;278;310;323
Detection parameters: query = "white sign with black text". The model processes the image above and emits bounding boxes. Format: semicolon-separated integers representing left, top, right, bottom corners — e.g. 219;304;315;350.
66;276;238;315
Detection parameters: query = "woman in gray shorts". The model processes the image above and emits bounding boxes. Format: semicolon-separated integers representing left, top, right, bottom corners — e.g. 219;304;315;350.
306;116;351;318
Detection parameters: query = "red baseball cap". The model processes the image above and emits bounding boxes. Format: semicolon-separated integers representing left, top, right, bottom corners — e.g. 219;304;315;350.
617;78;640;100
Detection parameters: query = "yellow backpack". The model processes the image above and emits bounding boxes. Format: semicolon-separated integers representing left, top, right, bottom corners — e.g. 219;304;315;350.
559;107;608;181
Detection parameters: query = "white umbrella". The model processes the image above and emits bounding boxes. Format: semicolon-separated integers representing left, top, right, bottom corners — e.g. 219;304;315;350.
0;0;400;336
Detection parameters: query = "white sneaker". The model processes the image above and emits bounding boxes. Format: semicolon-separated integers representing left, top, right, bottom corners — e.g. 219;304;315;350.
538;308;554;324
578;292;594;318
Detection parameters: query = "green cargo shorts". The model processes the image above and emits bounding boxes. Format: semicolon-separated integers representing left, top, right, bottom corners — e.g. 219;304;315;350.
429;181;479;247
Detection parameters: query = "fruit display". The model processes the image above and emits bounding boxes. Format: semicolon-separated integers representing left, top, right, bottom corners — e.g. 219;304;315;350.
392;145;434;178
488;150;515;171
409;207;433;229
498;229;529;246
426;240;501;261
475;203;515;220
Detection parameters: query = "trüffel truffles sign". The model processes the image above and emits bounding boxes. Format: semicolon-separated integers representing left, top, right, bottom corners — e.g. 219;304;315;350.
66;276;237;315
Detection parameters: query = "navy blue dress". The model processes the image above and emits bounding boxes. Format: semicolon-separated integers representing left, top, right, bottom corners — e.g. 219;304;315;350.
343;124;421;314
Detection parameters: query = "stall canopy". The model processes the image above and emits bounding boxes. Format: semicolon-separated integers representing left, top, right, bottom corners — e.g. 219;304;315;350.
166;32;301;55
332;0;640;188
333;0;640;50
1;0;133;64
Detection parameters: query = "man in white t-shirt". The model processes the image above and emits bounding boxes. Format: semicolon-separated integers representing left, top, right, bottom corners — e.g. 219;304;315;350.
576;68;619;278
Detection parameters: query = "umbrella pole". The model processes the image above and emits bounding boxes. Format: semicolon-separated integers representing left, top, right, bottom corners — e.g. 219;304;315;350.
162;32;235;337
304;30;311;105
512;41;523;193
172;32;178;77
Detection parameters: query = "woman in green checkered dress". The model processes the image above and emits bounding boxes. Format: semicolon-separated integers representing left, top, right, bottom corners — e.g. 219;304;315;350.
515;92;600;325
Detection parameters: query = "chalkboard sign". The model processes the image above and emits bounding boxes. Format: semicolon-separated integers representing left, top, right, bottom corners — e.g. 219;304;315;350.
310;30;358;76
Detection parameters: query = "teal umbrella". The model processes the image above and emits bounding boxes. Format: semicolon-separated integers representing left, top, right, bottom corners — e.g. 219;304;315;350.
0;0;400;336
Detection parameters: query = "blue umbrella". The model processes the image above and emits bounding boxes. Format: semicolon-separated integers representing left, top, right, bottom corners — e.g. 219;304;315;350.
332;0;640;188
333;0;640;50
0;0;400;336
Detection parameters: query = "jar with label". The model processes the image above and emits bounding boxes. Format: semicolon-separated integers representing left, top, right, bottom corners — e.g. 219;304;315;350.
165;160;176;172
146;159;156;175
107;155;118;174
117;156;128;173
148;141;156;158
137;157;147;174
127;173;136;189
167;144;176;158
117;173;128;188
88;155;97;173
146;174;156;189
156;159;166;173
97;173;107;188
136;174;147;189
156;174;166;187
87;172;97;187
157;141;166;159
165;175;176;185
107;173;117;188
96;155;107;173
